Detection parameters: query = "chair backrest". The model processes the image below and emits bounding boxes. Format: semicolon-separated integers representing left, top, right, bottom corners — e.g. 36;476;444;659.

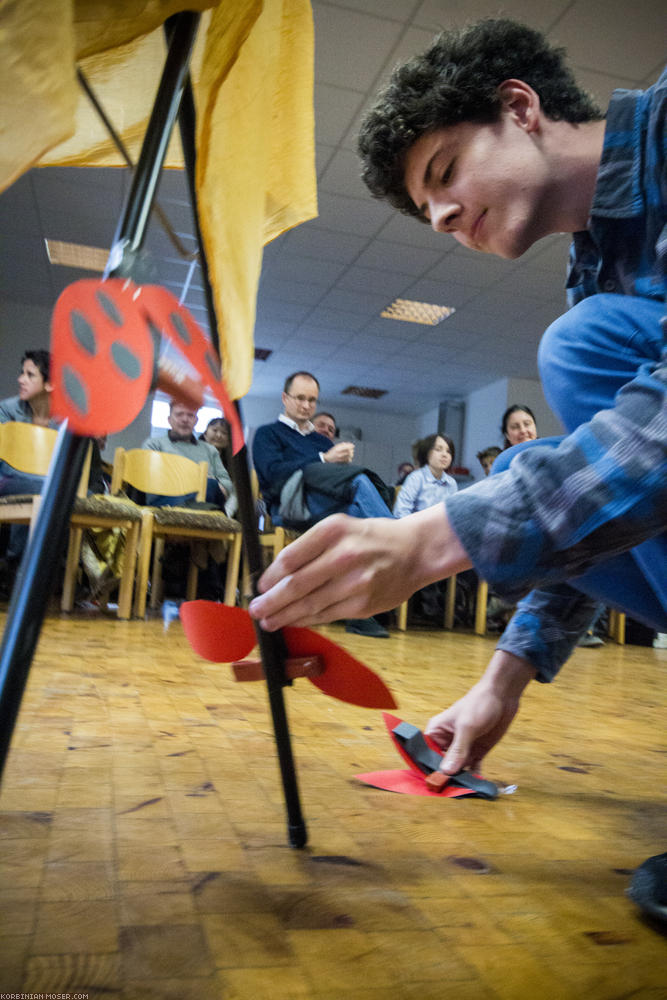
0;421;90;497
0;422;59;476
111;447;208;500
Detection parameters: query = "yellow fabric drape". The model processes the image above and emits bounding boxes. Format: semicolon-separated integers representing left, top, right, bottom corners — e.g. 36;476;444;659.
0;0;317;399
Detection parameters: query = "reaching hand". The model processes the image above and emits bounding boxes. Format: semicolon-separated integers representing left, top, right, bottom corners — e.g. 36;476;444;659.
425;651;537;774
249;505;470;631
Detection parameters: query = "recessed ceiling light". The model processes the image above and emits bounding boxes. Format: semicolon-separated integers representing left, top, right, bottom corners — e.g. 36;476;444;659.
381;298;455;325
341;385;387;399
45;238;108;272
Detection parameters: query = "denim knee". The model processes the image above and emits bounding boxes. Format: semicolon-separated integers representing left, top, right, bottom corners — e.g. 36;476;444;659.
538;294;664;432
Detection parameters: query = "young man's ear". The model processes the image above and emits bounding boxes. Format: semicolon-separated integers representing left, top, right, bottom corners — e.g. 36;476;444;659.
44;379;54;395
497;79;541;132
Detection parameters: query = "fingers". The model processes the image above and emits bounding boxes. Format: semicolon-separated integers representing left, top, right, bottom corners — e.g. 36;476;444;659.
441;730;473;774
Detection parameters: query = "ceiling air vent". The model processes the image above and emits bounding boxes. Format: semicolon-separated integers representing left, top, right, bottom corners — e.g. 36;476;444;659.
341;385;387;399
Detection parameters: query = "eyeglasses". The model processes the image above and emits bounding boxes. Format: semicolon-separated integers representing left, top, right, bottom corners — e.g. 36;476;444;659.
285;393;318;405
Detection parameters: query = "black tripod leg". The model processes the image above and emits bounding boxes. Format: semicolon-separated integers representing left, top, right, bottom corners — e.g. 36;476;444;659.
0;12;202;782
175;71;307;849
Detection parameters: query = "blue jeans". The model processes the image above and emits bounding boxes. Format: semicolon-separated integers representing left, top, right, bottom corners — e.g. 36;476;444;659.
494;294;666;631
0;464;45;560
295;473;394;523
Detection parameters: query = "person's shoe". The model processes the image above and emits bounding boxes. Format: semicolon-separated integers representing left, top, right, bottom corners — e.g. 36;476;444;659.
345;617;390;638
627;852;667;924
578;631;604;647
653;633;667;649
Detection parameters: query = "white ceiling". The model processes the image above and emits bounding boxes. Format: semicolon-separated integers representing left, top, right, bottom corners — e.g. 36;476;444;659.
1;0;664;415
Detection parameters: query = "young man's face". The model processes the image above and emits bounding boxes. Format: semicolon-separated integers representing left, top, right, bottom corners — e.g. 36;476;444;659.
169;404;198;439
403;102;553;260
282;376;319;429
18;358;50;403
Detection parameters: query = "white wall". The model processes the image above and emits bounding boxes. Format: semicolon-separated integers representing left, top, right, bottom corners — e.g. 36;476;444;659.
0;300;52;389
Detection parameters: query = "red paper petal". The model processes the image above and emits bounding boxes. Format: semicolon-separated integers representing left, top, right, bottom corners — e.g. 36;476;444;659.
283;627;397;709
180;601;256;662
355;770;475;797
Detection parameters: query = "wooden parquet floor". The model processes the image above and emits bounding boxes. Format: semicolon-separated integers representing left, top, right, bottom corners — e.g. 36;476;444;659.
0;609;665;999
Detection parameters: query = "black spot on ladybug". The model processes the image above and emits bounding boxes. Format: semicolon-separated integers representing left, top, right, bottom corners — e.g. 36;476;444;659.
96;289;124;326
205;351;220;381
70;311;97;355
111;342;142;380
63;366;88;415
170;311;191;345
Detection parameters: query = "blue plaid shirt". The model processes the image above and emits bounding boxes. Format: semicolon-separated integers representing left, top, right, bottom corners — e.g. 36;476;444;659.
445;67;667;682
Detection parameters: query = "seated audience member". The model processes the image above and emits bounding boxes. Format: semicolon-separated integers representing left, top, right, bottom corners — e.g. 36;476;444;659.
0;349;59;583
199;416;233;507
393;434;457;516
500;404;538;449
394;434;458;622
143;401;235;514
200;416;231;470
476;446;502;476
142;401;237;600
395;461;415;486
252;371;393;637
312;411;337;441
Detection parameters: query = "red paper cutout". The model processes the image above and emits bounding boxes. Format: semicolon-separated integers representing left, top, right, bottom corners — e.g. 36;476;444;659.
50;278;244;453
354;713;486;798
51;278;154;438
283;626;397;710
180;601;256;663
355;770;474;797
178;600;397;710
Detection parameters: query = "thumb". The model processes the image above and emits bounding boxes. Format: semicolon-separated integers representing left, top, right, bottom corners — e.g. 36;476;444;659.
442;734;470;775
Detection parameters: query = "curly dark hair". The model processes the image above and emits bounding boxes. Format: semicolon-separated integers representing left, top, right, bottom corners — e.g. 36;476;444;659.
414;433;455;468
358;18;603;220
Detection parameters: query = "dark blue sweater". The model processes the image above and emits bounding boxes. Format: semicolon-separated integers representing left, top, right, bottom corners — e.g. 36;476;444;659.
252;420;332;507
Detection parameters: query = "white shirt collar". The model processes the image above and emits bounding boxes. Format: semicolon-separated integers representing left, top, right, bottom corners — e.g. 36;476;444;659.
279;413;315;436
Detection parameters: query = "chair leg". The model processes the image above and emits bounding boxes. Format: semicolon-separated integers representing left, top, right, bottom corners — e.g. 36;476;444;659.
116;521;139;620
608;609;626;645
475;579;489;636
186;559;198;601
223;533;242;606
397;601;408;631
150;537;166;610
134;513;154;619
61;526;84;612
444;575;456;629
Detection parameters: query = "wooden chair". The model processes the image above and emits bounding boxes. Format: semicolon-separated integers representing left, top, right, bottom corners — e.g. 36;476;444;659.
0;423;141;619
110;447;242;618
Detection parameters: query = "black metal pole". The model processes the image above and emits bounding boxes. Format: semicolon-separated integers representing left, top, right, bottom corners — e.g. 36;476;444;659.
0;12;202;781
0;431;89;774
175;69;308;848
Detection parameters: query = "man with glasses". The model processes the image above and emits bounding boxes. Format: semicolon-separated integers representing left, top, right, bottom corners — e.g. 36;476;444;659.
252;371;393;637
